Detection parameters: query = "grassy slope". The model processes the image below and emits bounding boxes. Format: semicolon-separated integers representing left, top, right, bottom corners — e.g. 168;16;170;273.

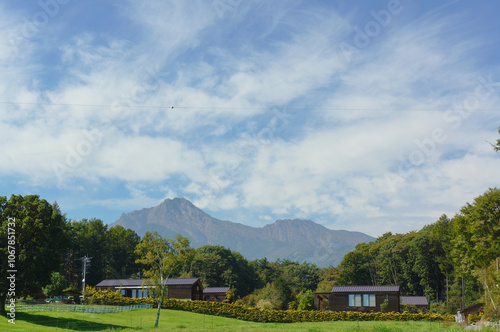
1;308;464;331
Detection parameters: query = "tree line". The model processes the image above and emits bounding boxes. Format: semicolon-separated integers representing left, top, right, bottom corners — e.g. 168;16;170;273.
336;187;500;317
0;194;322;315
1;186;499;317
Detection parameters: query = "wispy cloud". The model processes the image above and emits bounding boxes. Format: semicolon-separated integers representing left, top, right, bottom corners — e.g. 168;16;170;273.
0;1;499;237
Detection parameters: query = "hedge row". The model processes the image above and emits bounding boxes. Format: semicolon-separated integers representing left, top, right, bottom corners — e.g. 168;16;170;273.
84;287;156;306
160;299;455;323
84;287;455;323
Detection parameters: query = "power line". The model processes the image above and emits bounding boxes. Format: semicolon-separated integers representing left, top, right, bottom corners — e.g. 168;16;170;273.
1;101;500;111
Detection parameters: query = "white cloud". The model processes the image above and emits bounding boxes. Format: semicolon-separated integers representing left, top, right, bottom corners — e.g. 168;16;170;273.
0;1;499;237
89;184;164;211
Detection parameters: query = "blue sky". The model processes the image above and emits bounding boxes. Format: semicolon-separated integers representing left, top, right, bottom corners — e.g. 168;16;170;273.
1;0;500;237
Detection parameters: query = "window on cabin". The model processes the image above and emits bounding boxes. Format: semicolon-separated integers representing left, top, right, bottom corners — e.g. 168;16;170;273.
363;294;376;307
348;294;375;307
348;294;362;307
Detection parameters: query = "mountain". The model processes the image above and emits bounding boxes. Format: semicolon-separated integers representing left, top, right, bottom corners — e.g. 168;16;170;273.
111;198;374;267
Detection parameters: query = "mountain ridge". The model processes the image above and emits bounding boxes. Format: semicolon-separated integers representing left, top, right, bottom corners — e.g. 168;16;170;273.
111;198;374;267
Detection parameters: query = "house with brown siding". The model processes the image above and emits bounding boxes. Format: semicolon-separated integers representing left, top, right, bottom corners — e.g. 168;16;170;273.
315;285;400;312
95;279;148;298
456;303;484;323
95;278;203;301
400;296;429;310
203;287;230;302
166;278;203;300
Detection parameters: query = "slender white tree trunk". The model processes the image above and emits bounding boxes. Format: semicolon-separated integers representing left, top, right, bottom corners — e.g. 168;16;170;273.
155;296;162;328
154;277;164;328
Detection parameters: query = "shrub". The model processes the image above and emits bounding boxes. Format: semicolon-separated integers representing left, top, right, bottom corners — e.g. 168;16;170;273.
429;301;452;315
257;299;273;310
297;290;314;311
237;294;258;307
224;289;235;303
380;299;389;312
400;304;419;314
468;312;483;324
83;286;155;306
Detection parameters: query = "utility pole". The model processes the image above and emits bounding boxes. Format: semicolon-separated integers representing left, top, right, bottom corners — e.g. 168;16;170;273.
81;255;92;298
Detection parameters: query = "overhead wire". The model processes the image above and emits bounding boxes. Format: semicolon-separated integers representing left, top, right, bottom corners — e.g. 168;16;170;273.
0;101;499;111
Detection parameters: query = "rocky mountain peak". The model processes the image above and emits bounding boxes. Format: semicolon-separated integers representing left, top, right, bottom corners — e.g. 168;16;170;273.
111;198;374;267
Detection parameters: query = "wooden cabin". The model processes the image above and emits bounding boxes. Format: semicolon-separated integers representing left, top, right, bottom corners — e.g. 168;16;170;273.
315;285;400;312
400;296;429;310
166;278;203;300
203;287;230;302
95;278;203;300
456;303;484;323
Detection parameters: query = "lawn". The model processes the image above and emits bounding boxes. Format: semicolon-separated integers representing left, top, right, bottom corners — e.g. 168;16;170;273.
1;308;466;331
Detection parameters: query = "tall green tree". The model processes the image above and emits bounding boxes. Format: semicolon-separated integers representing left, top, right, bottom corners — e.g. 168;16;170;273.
452;188;500;271
316;266;340;292
427;215;455;303
0;195;69;315
281;261;320;293
297;289;315;310
249;257;283;288
452;188;500;313
69;219;110;288
258;277;292;310
337;244;373;286
64;220;142;291
191;245;258;297
107;225;141;278
135;232;193;328
410;231;443;300
43;272;68;298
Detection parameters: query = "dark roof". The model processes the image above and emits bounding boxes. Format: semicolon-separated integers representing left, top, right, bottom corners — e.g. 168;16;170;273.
166;278;200;286
331;285;400;293
203;287;230;293
96;279;144;287
401;296;428;306
95;278;200;288
460;303;485;314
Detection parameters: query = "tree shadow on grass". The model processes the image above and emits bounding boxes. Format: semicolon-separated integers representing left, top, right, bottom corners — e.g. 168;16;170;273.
16;312;131;331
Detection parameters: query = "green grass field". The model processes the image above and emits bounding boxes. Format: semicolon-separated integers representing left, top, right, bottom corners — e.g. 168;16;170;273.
1;308;466;331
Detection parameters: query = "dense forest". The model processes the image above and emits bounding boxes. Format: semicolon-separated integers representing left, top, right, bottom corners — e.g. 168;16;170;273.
1;185;499;317
0;194;322;313
336;187;500;316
